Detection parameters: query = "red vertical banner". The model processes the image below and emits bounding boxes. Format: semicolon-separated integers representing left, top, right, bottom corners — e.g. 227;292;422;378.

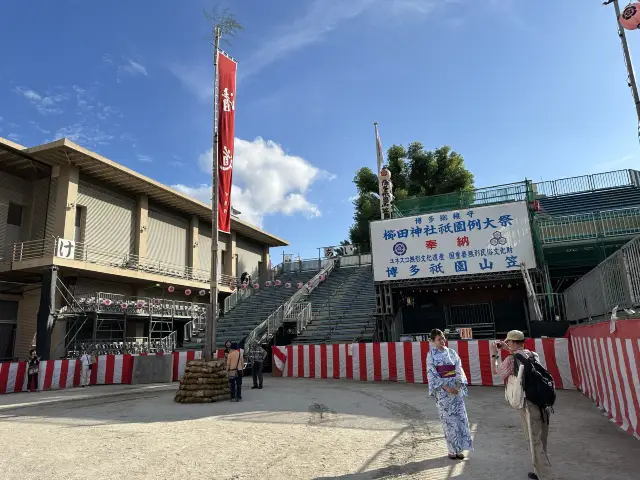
217;51;237;233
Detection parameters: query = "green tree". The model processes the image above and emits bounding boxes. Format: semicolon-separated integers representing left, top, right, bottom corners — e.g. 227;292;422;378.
347;143;474;252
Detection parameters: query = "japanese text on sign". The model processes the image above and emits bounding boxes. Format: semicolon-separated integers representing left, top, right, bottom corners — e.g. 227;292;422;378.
370;201;536;282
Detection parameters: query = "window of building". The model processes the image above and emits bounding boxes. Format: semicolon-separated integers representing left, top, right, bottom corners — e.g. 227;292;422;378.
7;203;23;227
74;206;84;243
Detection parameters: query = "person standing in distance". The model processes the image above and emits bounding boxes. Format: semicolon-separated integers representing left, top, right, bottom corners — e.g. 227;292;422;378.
250;342;267;390
226;342;244;402
80;350;92;387
27;349;40;392
491;330;554;480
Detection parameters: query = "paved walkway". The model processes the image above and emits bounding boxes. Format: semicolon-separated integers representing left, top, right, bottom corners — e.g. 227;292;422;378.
0;379;637;479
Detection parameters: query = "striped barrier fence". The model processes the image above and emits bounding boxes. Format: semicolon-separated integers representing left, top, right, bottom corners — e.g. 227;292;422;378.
569;320;640;439
0;349;226;395
272;339;575;389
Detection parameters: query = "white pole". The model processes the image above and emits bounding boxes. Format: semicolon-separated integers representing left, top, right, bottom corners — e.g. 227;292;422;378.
206;27;221;360
609;0;640;131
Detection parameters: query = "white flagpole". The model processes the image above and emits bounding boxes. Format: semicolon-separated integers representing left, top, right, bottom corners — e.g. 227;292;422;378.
206;27;221;361
374;122;385;219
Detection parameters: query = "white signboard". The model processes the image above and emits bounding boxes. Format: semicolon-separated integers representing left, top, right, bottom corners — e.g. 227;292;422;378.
370;201;536;282
55;238;76;259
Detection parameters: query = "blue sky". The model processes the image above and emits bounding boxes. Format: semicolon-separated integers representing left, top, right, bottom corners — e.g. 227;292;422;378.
1;0;640;263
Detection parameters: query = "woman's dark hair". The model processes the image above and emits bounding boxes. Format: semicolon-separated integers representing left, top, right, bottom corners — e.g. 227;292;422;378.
29;348;36;356
429;329;445;342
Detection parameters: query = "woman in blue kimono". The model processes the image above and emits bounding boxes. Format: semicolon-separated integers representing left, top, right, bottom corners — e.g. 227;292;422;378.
426;328;473;460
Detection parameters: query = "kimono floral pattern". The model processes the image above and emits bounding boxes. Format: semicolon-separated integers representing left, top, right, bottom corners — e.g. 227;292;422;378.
426;347;473;454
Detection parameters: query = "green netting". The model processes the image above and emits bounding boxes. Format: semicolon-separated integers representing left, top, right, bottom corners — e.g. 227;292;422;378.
393;181;531;217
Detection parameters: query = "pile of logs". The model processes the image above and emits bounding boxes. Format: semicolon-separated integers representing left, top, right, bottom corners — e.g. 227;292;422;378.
174;359;229;403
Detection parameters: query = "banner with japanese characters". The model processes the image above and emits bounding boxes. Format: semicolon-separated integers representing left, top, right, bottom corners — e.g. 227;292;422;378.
370;201;537;282
217;51;237;233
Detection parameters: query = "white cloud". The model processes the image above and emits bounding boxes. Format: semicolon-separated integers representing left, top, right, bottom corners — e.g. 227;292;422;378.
47;84;121;147
169;63;212;100
54;123;114;147
120;59;148;77
103;54;149;82
137;154;153;163
173;137;331;227
14;86;67;115
171;0;436;98
7;133;20;142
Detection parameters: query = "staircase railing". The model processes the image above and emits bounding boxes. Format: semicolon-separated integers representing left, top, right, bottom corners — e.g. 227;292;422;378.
285;258;336;314
295;303;312;334
184;308;207;343
243;258;336;346
223;275;263;313
161;331;177;352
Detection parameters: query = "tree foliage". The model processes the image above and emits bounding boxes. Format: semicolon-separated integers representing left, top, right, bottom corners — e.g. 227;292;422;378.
348;144;474;252
204;5;243;46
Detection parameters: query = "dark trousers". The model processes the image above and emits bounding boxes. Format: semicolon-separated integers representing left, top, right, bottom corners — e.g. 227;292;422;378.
252;361;264;387
28;373;38;391
229;374;242;400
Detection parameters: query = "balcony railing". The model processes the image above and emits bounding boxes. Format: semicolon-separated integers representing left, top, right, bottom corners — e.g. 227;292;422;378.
391;169;640;218
5;238;237;287
536;207;640;244
534;169;635;198
61;292;209;318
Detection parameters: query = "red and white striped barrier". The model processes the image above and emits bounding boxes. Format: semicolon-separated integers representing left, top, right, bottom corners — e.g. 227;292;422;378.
0;349;229;395
272;339;575;389
569;321;640;439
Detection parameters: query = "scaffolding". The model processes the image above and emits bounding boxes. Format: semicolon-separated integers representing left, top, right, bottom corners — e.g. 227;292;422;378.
55;289;207;357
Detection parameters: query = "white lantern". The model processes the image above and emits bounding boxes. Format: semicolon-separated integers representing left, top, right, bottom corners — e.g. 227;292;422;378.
185;289;192;296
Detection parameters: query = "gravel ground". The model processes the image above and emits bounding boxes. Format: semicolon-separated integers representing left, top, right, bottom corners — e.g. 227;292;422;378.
0;378;638;480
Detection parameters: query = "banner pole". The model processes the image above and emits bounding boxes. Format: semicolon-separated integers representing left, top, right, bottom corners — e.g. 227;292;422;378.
206;26;221;361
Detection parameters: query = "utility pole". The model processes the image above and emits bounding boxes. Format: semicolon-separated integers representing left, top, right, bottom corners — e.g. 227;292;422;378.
205;26;221;361
606;0;640;135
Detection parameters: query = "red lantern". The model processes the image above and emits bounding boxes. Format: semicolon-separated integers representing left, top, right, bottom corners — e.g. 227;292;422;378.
185;289;192;296
297;282;303;289
136;301;145;308
167;286;175;293
199;290;206;296
621;3;640;30
253;283;260;290
265;281;272;287
319;274;326;282
285;282;291;288
102;299;112;306
121;303;127;310
241;283;247;290
275;280;282;286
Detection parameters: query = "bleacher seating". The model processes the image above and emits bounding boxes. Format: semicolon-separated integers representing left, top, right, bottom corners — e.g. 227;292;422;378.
537;186;640;216
214;270;318;348
293;265;375;344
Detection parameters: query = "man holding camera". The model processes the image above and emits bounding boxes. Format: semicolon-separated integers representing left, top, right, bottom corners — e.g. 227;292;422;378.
490;330;554;480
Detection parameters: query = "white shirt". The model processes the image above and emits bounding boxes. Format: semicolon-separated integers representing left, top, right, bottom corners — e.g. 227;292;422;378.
81;354;91;367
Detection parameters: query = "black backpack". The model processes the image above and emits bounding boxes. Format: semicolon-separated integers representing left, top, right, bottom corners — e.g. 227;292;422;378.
515;353;556;420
